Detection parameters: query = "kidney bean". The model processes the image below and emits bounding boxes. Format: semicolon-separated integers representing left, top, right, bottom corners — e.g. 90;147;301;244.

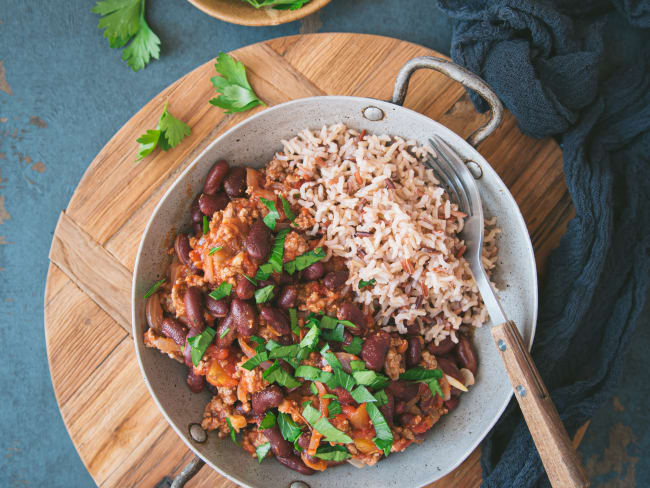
436;356;461;382
333;386;357;405
203;160;230;195
302;261;325;281
244;219;272;262
145;293;164;332
276;455;314;475
406;336;423;368
263;426;293;458
216;315;236;347
190;196;202;223
342;330;354;346
259;306;290;335
230;298;259;336
174;234;192;267
199;192;229;216
276;286;297;309
161;317;188;346
205;295;229;317
187;369;205;393
455;334;477;374
361;331;391;371
338;302;365;336
445;396;460;412
379;391;395;426
206;382;219;396
279;270;297;285
184;286;205;330
323;269;349;290
235;276;256;300
297;432;311;451
427;336;455;355
192;222;203;236
386;380;420;401
223;166;246;198
234;402;255;419
252;385;284;415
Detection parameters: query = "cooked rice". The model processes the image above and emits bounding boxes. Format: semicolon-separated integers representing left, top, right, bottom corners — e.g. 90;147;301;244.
279;123;499;344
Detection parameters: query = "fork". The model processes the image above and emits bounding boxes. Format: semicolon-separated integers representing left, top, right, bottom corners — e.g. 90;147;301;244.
426;135;589;488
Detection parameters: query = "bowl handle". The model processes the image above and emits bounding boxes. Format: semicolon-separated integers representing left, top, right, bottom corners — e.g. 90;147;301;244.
391;56;504;147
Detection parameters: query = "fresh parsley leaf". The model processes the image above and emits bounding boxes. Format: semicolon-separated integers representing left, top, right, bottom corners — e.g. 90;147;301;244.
254;284;275;303
359;278;376;289
202;215;209;234
280;196;295;222
309;382;319;395
255;229;289;280
241;0;311;11
366;402;393;456
350;360;366;371
321;394;338;399
187;327;216;366
144;278;165;298
241;351;269;371
93;0;160;71
328;399;342;418
263;361;301;388
352;370;389;391
320;314;356;330
208;246;222;255
209;52;264;113
373;389;389;407
428;378;444;399
260;198;280;230
268;344;301;359
302;404;353;444
250;335;265;346
299;324;320;349
321;323;345;342
259;411;277;430
295;365;333;384
351;385;377;404
209;282;232;301
289;308;299;336
135;129;161;161
343;336;363;355
320;344;343;370
277;412;302;442
333;368;356;392
284;247;326;275
242;273;257;285
256;442;271;463
226;417;240;446
314;444;351;461
219;327;230;339
135;102;190;161
399;367;443;382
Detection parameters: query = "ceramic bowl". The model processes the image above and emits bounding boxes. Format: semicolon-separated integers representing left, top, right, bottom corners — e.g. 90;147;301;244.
186;0;331;26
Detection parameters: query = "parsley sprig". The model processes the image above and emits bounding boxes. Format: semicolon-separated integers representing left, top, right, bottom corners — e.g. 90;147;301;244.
241;0;311;10
92;0;161;71
210;52;265;114
136;102;191;161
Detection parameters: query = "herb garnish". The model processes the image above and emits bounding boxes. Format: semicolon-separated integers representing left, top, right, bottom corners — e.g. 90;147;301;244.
260;198;280;230
350;385;377;403
254;284;275;303
209;282;232;301
359;278;376;289
241;0;311;10
202;215;209;234
284;247;326;275
226;417;240;445
366;402;393;456
219;327;230;339
263;360;301;388
259;411;276;430
280;196;295;222
208;246;222;255
343;336;363;355
210;52;264;114
295;365;333;384
255;229;289;280
328;398;342;418
289;308;299;336
187;327;217;366
256;442;271;463
135;102;191;161
277;412;302;442
144;278;165;298
242;273;257;285
302;404;353;444
352;370;389;390
314;445;351;461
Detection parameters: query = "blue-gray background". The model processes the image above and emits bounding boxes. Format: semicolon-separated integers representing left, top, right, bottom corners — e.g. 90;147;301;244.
0;1;647;486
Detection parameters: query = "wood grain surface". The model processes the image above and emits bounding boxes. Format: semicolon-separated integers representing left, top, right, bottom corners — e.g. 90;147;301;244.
44;33;575;487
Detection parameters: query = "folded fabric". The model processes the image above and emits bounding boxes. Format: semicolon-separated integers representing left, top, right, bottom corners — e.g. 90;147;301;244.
437;1;650;486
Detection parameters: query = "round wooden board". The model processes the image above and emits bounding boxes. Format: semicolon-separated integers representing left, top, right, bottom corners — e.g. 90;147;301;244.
45;33;574;487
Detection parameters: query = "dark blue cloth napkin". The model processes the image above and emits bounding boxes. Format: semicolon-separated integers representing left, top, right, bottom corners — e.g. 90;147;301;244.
436;0;650;486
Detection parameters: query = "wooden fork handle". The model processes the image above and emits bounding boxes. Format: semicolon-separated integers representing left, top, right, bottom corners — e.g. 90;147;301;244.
491;321;590;488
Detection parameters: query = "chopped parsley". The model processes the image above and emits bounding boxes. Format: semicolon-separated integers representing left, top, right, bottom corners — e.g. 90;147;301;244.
352;370;389;391
314;445;351;461
218;327;230;339
263;360;301;388
280;196;295;222
350;385;377;403
277;412;302;442
289;308;299;336
226;417;240;445
209;282;232;301
260;198;280;230
366;402;393;456
359;278;376;289
202;215;209;234
256;442;272;463
328;398;342;418
254;284;275;303
144;278;165;298
302;404;353;444
399;367;443;382
255;228;289;280
343;336;363;355
284;247;326;275
242;273;257;285
186;327;216;366
295;365;333;384
208;246;222;255
259;411;276;430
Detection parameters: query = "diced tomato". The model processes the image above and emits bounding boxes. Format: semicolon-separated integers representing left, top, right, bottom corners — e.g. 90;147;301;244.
342;403;371;431
301;452;327;471
206;357;237;387
354;438;380;454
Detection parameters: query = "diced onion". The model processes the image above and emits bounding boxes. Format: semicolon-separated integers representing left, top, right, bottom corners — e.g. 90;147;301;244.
445;374;468;392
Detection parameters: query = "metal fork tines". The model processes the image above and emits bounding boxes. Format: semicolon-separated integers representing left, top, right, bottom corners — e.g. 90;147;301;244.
426;135;507;325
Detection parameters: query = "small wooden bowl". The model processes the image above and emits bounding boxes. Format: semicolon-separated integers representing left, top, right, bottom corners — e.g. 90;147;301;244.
186;0;331;26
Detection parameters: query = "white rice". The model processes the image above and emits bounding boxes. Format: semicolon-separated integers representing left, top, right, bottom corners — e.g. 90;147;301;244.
279;124;498;344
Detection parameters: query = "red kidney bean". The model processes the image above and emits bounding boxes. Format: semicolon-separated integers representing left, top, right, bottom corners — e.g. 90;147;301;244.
333;386;357;405
203;160;230;195
323;269;349;290
205;296;229;317
235;276;256;300
276;455;314;475
445;396;460;412
199;192;228;216
455;334;477;374
223;166;246;198
244;219;272;263
379;391;395;426
145;293;164;332
386;380;420;401
184;286;205;330
259;306;290;335
235;402;255;419
342;330;353;346
302;261;325;281
406;336;422;368
361;331;391;371
190;196;202;223
262;426;293;458
206;382;219;396
279;270;297;285
161;317;188;346
192;222;203;236
297;432;311;450
338;302;365;336
216;315;236;347
251;385;284;415
230;298;259;336
174;234;192;267
427;336;455;355
187;369;204;393
398;413;416;427
405;323;421;336
276;286;297;309
436;356;461;382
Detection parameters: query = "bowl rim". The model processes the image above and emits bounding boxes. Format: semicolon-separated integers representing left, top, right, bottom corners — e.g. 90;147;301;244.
132;94;538;487
186;0;332;26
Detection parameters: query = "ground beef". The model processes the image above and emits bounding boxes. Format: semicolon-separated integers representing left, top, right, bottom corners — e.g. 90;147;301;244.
296;282;341;314
143;329;183;362
384;336;407;380
420;350;438;370
202;396;233;437
283;231;309;262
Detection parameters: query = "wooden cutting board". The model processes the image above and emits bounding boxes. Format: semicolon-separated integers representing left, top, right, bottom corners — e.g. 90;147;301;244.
45;33;577;487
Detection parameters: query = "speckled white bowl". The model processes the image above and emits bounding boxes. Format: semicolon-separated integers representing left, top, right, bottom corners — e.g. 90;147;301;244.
132;61;537;488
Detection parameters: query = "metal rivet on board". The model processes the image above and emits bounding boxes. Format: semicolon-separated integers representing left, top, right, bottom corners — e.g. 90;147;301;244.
362;106;384;121
290;482;311;488
497;339;506;351
189;423;207;443
465;160;483;179
516;385;527;397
